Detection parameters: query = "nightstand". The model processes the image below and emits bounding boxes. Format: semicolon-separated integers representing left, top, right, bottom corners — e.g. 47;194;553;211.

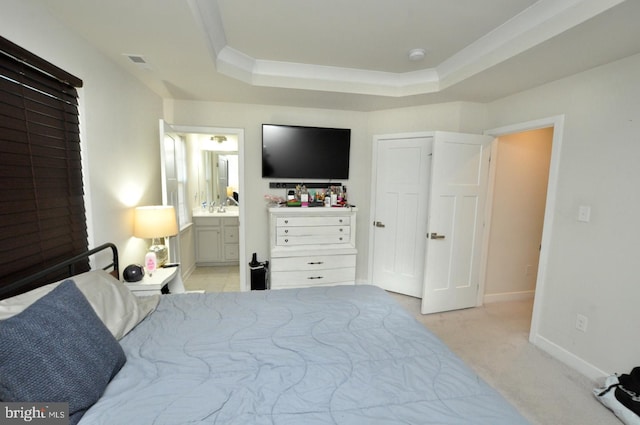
124;266;180;296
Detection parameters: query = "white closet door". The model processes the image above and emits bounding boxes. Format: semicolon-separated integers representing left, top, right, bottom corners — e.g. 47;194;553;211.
371;136;433;298
421;132;492;314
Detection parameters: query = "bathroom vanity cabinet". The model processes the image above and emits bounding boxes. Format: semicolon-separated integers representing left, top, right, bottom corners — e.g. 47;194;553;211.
194;215;239;265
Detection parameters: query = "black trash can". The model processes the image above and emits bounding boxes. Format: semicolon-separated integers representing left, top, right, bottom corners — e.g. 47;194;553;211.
249;253;269;290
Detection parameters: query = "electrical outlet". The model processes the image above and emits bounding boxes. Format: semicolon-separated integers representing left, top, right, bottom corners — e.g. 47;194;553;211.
575;314;588;332
578;205;591;222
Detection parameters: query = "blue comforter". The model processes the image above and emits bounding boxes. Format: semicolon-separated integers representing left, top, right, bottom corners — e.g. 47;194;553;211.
80;285;529;424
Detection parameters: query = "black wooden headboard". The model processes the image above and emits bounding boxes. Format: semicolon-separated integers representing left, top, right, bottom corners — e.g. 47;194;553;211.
0;243;119;300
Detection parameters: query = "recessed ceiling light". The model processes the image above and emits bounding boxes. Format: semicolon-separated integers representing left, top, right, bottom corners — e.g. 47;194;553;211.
408;48;426;62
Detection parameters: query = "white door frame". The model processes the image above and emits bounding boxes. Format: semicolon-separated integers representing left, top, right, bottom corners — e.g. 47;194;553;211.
483;115;565;344
166;124;247;291
368;131;434;287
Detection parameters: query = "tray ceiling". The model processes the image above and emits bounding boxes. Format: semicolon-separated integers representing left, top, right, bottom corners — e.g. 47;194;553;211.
31;0;640;111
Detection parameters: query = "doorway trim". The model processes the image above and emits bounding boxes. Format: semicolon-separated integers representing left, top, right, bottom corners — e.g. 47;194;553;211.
483;115;565;344
169;124;246;291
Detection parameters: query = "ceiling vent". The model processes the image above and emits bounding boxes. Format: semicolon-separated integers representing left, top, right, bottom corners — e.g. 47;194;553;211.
124;54;152;70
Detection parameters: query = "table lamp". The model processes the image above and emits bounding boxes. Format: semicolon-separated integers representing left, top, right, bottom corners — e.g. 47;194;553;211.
133;205;178;267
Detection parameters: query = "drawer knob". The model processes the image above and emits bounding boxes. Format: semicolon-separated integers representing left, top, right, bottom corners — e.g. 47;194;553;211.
339;228;343;232
284;239;289;243
308;276;324;280
307;261;324;265
284;220;289;224
284;229;289;233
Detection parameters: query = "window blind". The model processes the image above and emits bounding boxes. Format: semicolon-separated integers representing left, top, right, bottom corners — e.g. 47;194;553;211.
0;36;87;296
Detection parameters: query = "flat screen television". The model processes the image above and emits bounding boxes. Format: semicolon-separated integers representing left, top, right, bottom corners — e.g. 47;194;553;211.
262;124;350;179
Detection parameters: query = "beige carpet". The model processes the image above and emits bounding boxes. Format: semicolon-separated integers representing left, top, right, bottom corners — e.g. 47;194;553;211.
388;293;621;425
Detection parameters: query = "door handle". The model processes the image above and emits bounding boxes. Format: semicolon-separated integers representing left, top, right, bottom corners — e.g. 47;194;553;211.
374;221;385;228
429;232;445;239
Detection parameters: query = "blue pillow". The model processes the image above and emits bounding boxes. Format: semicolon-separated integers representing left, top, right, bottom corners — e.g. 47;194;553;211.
0;280;126;424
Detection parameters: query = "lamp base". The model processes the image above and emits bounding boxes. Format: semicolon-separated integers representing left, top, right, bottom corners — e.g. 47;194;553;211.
149;238;168;267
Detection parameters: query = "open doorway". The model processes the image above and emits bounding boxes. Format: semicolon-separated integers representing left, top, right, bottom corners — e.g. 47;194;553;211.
189;132;240;293
483;115;565;343
484;127;553;303
161;122;246;292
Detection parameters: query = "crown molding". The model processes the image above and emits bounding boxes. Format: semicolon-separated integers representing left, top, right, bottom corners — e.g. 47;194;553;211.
188;0;625;97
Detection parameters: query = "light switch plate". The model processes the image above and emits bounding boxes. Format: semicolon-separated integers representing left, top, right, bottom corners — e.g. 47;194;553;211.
578;205;591;222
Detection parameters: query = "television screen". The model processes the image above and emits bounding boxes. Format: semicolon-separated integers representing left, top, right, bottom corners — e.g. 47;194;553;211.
262;124;351;179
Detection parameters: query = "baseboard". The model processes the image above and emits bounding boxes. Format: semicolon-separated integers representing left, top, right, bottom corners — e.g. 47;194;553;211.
181;263;196;282
483;290;535;303
531;334;609;382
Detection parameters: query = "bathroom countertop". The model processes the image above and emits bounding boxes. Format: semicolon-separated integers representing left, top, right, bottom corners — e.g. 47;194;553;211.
192;207;239;218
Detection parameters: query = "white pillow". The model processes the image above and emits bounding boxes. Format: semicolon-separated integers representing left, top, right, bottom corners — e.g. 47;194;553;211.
0;270;159;339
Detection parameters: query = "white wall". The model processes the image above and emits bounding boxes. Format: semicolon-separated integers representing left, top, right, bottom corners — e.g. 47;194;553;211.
2;0;164;269
487;53;640;376
368;101;488;136
165;100;485;283
164;101;371;278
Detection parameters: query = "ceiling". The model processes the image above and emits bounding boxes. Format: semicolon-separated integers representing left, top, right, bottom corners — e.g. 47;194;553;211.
34;0;640;111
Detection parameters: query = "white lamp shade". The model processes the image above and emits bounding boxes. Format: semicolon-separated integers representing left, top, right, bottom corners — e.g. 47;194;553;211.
133;206;178;239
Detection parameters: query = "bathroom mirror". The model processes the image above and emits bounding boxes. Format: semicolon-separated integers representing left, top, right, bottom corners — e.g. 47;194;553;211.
200;151;239;207
196;134;239;209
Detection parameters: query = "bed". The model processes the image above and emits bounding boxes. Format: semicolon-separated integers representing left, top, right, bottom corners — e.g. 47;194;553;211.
0;244;530;424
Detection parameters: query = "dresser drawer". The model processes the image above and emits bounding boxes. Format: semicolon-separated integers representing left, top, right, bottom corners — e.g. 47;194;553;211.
276;226;349;237
271;267;356;288
276;234;349;246
271;255;356;272
276;216;350;227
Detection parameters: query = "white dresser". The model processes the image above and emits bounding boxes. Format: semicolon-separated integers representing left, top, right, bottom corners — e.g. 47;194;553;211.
268;207;357;289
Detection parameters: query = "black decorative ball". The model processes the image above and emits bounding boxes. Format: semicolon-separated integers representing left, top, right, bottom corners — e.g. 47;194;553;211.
123;264;145;282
